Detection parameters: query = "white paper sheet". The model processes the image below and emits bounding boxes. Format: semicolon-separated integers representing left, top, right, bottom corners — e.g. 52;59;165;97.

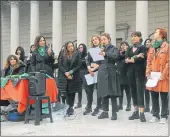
146;72;161;88
84;71;98;85
88;47;104;62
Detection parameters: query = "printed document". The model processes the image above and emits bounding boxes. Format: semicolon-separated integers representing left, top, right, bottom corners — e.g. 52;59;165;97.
88;47;104;62
85;71;98;85
146;72;161;88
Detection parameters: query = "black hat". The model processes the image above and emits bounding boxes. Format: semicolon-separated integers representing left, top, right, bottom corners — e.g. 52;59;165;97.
131;31;142;37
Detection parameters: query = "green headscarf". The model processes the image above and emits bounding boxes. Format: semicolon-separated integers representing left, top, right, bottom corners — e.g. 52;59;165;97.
38;46;45;56
152;38;166;49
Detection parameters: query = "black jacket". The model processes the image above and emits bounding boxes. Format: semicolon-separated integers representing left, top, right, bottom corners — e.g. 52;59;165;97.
117;50;129;85
2;61;25;77
125;45;147;78
58;51;82;94
30;46;55;77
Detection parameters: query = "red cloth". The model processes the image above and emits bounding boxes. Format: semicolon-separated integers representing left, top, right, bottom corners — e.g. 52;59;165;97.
1;79;58;113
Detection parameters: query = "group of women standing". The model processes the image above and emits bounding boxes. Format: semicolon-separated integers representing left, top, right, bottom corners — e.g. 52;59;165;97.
1;27;168;124
57;28;169;124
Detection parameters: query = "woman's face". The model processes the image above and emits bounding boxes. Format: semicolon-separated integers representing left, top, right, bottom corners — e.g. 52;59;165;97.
131;35;140;44
154;29;161;40
146;40;152;48
17;49;21;55
121;43;128;51
79;45;84;52
67;43;74;52
100;36;109;46
39;37;45;46
31;46;35;52
92;37;100;47
10;57;17;66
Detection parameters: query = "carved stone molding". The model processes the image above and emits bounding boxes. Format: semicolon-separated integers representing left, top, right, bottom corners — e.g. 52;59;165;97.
8;1;20;8
30;1;39;5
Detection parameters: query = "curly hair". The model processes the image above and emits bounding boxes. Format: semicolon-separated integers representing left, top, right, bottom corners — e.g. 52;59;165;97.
63;41;76;56
5;55;20;69
89;34;101;48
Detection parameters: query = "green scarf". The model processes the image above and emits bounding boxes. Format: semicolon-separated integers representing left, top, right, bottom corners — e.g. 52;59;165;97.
152;39;166;49
38;46;46;56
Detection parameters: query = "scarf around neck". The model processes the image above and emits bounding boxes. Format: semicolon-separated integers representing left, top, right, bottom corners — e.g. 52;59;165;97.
152;38;166;49
38;46;45;56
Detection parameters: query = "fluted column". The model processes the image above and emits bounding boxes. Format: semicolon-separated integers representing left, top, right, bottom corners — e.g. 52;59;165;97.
105;1;116;46
136;1;148;41
9;1;20;54
30;1;39;45
77;1;87;46
52;1;62;56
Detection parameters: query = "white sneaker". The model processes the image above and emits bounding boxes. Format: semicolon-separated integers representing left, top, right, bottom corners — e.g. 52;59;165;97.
149;116;159;123
159;118;167;124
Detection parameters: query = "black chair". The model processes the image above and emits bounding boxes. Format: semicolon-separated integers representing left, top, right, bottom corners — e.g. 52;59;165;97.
24;96;53;125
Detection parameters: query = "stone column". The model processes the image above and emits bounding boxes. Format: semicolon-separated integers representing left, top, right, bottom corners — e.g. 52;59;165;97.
77;1;87;46
30;1;39;45
136;1;148;42
105;1;116;46
52;1;62;56
9;1;20;54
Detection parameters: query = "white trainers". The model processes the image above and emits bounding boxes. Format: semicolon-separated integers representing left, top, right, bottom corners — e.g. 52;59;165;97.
149;116;160;123
159;118;167;124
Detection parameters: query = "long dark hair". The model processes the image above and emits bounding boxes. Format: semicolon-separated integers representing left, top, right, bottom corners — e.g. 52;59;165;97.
63;41;76;56
33;36;47;50
144;38;152;46
78;43;87;58
15;46;25;62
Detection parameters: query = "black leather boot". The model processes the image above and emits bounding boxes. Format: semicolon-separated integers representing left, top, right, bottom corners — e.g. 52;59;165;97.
91;108;100;116
98;112;109;119
111;112;117;120
144;105;150;112
125;103;131;111
66;107;74;116
129;111;139;120
140;112;146;122
83;108;92;115
74;103;82;109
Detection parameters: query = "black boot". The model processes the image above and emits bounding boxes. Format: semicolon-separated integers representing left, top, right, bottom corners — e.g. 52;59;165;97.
140;112;146;122
144;105;150;112
111;113;117;120
91;108;100;116
125;103;131;111
129;111;139;120
74;103;82;109
83;107;92;115
98;112;109;119
66;107;74;116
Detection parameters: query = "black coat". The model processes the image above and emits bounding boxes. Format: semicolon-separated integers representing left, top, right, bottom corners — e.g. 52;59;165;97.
116;50;129;85
30;46;55;77
125;45;147;83
2;61;25;77
97;45;121;98
58;51;82;94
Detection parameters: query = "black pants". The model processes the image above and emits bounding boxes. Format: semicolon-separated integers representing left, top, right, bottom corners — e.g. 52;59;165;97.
103;96;117;114
151;92;168;119
66;93;75;107
85;84;102;109
119;84;131;106
77;92;82;104
128;76;145;107
145;89;150;107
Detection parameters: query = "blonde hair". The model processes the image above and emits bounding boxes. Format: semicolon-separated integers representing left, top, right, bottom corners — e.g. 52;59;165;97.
89;34;101;48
